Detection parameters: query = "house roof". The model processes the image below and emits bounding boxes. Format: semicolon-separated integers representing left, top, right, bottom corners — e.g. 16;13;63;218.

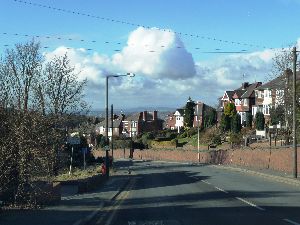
194;103;204;116
233;90;246;98
125;113;141;121
231;82;262;99
175;108;184;115
256;75;286;90
256;71;300;90
241;82;262;98
223;91;235;100
97;119;122;128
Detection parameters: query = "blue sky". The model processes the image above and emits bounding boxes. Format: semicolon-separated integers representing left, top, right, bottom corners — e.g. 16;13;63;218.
1;0;300;111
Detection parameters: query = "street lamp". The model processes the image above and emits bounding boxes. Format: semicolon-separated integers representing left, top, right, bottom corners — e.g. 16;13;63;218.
196;102;200;163
105;73;135;179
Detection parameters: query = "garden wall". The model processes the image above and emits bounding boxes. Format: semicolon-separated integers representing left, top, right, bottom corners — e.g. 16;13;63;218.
94;147;300;174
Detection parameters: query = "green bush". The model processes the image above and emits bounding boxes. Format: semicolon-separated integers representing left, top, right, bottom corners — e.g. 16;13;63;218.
229;133;243;145
165;131;177;140
150;140;177;148
255;112;265;131
212;135;222;145
231;113;241;133
246;112;252;128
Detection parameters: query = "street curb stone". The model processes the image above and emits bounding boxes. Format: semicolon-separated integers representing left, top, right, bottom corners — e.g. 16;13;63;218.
211;164;300;187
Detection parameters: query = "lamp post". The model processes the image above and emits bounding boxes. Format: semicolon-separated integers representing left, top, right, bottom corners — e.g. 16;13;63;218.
292;47;298;178
196;103;200;162
105;73;135;179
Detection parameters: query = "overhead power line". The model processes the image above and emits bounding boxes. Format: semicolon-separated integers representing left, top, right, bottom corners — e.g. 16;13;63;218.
0;31;251;54
12;0;271;50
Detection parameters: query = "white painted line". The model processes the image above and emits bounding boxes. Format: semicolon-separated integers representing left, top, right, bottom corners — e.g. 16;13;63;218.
214;186;229;194
72;219;82;225
128;220;164;225
72;202;104;225
235;197;265;211
283;219;300;225
151;160;189;165
201;180;211;185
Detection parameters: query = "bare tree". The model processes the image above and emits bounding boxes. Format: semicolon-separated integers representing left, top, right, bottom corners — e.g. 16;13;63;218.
2;40;43;112
43;53;87;115
0;41;89;207
269;46;300;143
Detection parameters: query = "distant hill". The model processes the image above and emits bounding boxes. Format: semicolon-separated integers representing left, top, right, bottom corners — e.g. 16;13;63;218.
88;107;175;119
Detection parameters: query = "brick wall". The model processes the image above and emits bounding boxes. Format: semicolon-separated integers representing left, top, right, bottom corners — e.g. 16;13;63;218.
94;147;300;174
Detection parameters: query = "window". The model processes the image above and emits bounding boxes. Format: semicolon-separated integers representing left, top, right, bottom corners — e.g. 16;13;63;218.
264;90;272;98
263;105;270;115
244;99;248;106
256;90;263;98
276;90;284;98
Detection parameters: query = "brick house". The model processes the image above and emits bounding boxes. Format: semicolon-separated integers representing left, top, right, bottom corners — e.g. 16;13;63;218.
95;114;124;139
165;113;176;130
253;69;300;125
166;101;216;132
232;82;262;125
217;82;262;125
122;111;163;137
193;101;216;129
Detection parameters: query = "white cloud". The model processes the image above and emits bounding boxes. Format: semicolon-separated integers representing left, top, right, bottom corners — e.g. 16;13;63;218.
44;28;288;109
112;27;196;79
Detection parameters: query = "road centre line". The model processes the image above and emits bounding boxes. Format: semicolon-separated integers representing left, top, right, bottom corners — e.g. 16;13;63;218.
96;178;135;225
200;179;265;211
201;180;211;185
235;197;265;211
283;219;300;225
214;186;229;194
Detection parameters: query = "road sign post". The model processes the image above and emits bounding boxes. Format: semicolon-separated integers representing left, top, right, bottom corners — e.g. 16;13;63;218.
104;145;110;179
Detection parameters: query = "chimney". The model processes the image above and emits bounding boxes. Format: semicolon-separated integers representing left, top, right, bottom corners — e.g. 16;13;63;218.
153;111;158;120
242;82;249;90
143;111;147;121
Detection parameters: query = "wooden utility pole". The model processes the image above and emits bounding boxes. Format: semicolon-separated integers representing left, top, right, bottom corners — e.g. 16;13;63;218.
292;46;298;178
111;104;114;160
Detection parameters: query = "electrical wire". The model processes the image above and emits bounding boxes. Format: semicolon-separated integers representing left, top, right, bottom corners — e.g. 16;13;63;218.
12;0;271;50
0;31;251;53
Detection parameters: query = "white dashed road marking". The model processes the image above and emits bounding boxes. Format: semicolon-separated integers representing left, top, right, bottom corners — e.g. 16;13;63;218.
201;180;211;185
214;186;229;194
283;219;300;225
235;197;265;211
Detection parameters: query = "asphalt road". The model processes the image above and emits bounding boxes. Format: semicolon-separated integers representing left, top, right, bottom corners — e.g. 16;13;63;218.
98;160;300;225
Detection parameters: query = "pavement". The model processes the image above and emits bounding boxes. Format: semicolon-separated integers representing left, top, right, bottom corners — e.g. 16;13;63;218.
0;159;133;225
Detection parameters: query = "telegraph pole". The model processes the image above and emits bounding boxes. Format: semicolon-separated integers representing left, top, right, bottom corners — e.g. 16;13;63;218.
292;46;298;178
197;103;200;162
105;76;110;179
111;104;114;161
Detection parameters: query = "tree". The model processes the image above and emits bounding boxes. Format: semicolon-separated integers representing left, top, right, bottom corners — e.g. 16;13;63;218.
221;102;238;132
270;105;285;126
203;107;217;128
255;112;265;131
231;113;241;133
184;97;196;128
224;102;236;117
42;54;88;115
220;114;231;131
246;112;253;128
0;40;89;207
0;40;43;112
270;48;300;133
